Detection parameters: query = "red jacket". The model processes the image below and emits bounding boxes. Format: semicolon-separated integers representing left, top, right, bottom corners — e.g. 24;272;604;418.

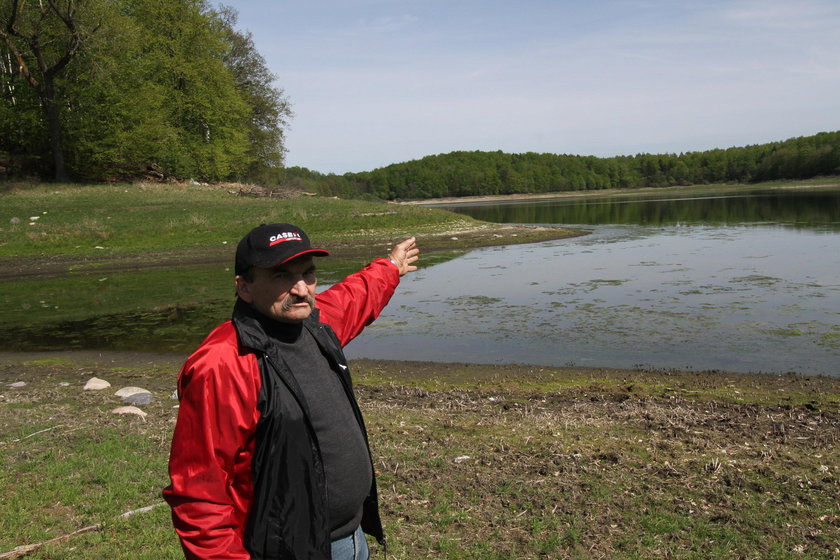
163;258;399;559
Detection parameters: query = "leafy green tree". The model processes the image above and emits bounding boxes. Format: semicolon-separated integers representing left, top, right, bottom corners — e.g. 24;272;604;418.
2;0;291;182
121;0;251;180
58;2;175;179
216;6;292;182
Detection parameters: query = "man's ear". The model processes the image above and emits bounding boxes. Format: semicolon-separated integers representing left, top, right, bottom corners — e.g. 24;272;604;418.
235;276;253;303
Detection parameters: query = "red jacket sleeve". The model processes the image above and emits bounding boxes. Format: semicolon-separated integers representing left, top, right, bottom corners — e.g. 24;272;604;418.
316;257;400;347
162;323;260;559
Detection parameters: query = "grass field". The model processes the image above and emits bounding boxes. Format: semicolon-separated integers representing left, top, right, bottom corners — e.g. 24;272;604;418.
0;181;566;265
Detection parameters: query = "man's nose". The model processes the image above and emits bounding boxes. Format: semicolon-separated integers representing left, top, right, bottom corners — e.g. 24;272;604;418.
290;278;309;294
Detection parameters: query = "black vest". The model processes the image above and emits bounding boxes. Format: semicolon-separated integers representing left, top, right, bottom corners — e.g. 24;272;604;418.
232;299;384;559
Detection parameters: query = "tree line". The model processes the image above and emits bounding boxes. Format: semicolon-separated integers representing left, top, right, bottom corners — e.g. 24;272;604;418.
283;131;840;200
1;0;289;182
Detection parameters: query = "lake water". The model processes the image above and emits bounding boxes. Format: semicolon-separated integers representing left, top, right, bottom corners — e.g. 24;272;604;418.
3;187;839;377
342;188;840;376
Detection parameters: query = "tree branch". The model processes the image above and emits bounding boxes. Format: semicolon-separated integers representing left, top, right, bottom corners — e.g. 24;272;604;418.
0;0;43;88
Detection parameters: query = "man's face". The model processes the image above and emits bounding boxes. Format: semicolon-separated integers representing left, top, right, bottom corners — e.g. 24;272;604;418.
236;256;317;323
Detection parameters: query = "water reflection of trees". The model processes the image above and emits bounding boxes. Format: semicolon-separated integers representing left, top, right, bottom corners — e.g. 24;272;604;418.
448;191;840;229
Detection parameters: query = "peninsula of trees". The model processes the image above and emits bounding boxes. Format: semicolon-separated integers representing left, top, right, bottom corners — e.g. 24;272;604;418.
284;131;840;201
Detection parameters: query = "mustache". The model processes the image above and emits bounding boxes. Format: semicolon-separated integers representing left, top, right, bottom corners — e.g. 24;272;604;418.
281;293;315;312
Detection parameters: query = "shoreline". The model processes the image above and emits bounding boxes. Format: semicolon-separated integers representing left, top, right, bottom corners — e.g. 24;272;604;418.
398;179;840;206
2;349;838;383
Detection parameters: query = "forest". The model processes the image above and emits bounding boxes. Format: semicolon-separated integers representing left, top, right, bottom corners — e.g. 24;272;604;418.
283;130;840;200
1;0;288;183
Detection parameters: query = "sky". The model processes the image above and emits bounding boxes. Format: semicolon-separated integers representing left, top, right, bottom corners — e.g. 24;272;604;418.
231;0;840;174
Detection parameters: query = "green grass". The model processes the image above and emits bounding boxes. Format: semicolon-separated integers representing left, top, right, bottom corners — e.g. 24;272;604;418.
0;182;471;260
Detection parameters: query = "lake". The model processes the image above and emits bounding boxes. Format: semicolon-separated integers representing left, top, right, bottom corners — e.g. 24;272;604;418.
341;188;840;376
3;187;839;377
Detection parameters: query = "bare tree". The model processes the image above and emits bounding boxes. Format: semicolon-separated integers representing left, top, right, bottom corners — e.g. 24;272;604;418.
0;0;99;181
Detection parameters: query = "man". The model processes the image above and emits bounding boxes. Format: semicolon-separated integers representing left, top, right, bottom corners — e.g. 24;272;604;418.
163;223;419;559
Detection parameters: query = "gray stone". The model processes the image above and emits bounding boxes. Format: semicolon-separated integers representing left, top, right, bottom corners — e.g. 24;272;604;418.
8;381;26;388
122;392;155;406
115;386;151;398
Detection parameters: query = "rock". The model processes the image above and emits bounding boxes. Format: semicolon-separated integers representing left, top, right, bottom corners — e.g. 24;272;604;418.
8;381;26;388
116;387;154;405
122;392;155;406
111;406;147;418
115;386;151;398
453;455;471;464
84;377;111;390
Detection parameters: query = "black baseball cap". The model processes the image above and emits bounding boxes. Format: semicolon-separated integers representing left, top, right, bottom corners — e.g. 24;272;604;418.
235;224;329;275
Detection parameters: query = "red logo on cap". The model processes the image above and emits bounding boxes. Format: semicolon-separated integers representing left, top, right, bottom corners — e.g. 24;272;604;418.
269;232;303;246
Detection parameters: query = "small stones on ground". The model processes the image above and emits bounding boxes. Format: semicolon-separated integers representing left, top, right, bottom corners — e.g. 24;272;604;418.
123;392;155;406
84;377;111;390
453;455;471;464
111;406;147;419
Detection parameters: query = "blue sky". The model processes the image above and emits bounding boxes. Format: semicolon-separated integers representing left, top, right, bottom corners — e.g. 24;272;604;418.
232;1;840;174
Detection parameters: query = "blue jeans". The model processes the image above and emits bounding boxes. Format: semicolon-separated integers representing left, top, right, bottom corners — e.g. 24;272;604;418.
330;525;369;560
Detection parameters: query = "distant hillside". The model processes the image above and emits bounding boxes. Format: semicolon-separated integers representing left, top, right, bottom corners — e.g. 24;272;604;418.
280;131;840;201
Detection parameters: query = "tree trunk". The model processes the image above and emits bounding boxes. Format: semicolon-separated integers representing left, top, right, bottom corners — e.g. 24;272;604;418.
41;76;68;182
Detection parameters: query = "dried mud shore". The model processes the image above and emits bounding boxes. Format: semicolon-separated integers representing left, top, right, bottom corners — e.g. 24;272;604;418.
2;356;838;557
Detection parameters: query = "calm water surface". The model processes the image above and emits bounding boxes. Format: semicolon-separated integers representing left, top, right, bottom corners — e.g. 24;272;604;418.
344;189;840;376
